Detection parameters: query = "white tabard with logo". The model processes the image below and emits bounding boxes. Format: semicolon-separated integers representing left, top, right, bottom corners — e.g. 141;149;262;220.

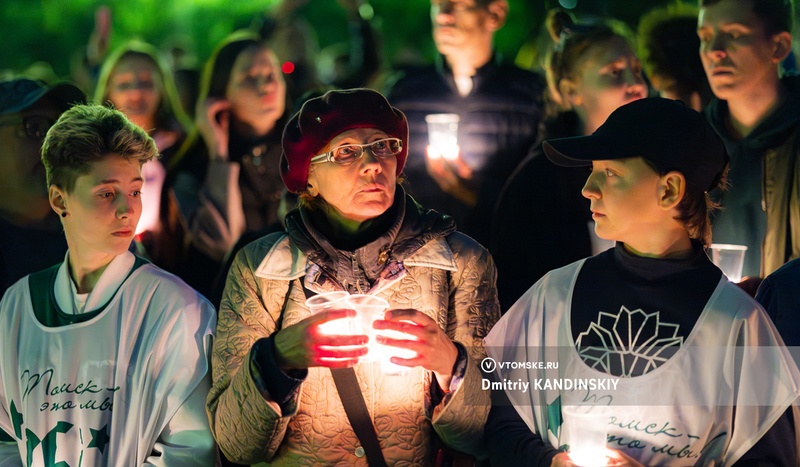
0;254;215;466
485;259;800;466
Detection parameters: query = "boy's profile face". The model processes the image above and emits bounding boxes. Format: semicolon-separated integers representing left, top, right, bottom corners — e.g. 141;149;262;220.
53;154;143;263
698;0;785;101
582;157;670;247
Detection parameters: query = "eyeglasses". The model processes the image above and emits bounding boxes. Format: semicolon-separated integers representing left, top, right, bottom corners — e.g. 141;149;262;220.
311;138;403;165
0;115;56;142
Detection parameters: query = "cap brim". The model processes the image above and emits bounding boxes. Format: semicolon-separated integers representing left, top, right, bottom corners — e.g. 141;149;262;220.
543;134;603;167
40;82;86;111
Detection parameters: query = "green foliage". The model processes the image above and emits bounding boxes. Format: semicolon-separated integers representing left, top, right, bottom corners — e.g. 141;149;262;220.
1;0;541;81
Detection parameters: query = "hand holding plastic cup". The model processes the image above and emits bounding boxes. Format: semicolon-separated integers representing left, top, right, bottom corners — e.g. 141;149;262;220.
347;294;389;362
305;291;356;336
562;405;610;467
708;243;748;283
425;113;460;161
374;314;419;376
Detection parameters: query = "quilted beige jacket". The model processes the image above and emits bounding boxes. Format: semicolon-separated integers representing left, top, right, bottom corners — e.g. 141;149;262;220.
207;228;500;465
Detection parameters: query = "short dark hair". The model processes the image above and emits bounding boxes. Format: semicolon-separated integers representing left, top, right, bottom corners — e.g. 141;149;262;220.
699;0;794;35
644;159;729;247
638;4;713;108
42;104;157;192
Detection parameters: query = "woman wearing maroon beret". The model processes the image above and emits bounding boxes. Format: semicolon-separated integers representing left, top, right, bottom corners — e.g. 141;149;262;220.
206;88;500;465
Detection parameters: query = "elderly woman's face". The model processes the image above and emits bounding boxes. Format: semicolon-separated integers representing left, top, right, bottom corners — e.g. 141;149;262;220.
307;128;397;224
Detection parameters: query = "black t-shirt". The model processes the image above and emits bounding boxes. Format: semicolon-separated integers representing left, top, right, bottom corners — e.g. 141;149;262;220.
571;241;721;376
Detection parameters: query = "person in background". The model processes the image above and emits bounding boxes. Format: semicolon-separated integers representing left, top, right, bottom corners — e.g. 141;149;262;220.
491;9;647;311
0;104;216;465
637;3;713;111
756;256;800;346
486;98;799;466
0;78;85;297
698;0;800;294
169;30;290;299
94;41;192;269
0;76;85;446
385;0;545;246
207;88;499;465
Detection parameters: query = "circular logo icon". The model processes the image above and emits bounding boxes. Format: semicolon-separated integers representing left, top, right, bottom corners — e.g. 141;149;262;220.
481;357;497;373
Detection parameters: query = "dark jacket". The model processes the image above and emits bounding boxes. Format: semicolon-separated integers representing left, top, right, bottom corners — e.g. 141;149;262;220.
386;54;545;245
490;111;592;311
705;75;800;277
167;122;287;299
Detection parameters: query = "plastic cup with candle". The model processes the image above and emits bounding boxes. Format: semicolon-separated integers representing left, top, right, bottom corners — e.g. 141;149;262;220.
425;113;460;161
305;291;355;336
562;405;610;467
708;243;748;283
375;313;418;376
347;294;389;362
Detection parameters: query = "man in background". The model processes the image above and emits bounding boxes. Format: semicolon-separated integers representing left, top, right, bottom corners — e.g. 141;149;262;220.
698;0;800;292
386;0;544;245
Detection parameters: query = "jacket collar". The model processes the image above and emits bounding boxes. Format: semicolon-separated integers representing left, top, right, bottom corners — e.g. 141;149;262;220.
254;192;458;283
705;74;800;153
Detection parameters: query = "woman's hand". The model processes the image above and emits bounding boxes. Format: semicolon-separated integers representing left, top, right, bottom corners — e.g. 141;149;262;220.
274;308;368;370
551;449;645;467
196;98;231;161
373;309;458;384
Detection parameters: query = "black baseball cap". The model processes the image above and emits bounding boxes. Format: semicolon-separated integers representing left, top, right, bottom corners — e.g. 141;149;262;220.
0;78;86;116
543;98;729;191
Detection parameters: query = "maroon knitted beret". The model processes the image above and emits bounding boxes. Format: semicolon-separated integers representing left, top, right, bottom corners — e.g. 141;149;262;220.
280;88;409;193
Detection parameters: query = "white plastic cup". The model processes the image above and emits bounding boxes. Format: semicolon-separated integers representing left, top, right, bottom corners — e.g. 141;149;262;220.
708;243;748;283
347;294;389;362
305;291;355;335
378;327;417;376
425;113;460;161
562;405;610;467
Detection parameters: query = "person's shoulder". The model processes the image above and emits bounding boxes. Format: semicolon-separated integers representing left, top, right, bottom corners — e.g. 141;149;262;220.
495;62;545;83
764;257;800;286
0;272;34;308
236;231;292;265
445;230;490;252
384;64;445;98
132;262;213;309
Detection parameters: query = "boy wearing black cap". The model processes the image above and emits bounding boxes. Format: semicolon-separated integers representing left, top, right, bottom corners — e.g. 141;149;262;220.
484;98;799;466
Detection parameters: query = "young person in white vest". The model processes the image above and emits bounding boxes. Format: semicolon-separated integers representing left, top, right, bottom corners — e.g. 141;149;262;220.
485;98;800;466
0;104;217;466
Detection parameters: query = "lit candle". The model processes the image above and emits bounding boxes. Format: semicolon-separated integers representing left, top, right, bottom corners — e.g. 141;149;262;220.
425;113;460;161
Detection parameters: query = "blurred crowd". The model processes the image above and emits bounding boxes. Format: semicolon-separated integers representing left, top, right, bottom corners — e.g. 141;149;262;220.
2;0;800;465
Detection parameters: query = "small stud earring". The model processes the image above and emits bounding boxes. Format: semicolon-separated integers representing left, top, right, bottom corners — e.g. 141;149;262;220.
61;211;67;218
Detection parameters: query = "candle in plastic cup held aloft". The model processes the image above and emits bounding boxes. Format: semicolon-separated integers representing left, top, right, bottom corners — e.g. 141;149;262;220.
562;405;610;467
708;243;748;283
425;113;460;161
305;291;355;336
347;294;389;362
